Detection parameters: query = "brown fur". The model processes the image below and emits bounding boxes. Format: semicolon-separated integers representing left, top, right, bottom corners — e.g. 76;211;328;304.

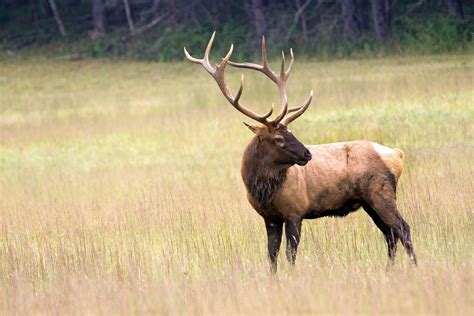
242;134;402;221
240;125;417;271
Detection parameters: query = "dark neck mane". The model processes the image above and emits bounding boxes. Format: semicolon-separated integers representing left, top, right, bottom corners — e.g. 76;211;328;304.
241;137;287;207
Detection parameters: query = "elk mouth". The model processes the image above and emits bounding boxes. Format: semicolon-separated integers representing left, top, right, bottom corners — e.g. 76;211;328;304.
296;159;309;166
296;150;312;166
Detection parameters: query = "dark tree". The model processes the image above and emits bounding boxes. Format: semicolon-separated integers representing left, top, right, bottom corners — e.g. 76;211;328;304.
356;0;370;32
371;0;391;41
47;0;67;37
122;0;135;31
251;0;267;36
340;0;360;40
446;0;464;18
91;0;106;37
294;0;309;42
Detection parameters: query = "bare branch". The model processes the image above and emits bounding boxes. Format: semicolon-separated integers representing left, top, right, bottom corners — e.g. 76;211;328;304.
121;13;169;41
286;0;312;42
47;0;67;37
122;0;135;31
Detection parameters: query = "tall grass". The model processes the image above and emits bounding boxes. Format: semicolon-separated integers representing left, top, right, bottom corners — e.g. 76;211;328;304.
0;54;473;314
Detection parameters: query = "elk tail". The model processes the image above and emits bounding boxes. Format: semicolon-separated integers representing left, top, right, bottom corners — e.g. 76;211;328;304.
394;148;405;160
392;148;405;179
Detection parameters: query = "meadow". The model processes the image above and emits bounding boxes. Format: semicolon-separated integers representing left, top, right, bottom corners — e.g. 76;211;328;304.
0;54;473;314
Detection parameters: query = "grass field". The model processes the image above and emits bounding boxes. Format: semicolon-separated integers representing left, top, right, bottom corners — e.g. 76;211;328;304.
0;54;473;314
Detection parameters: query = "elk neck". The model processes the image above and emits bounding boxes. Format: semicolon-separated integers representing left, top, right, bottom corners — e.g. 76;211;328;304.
241;136;289;208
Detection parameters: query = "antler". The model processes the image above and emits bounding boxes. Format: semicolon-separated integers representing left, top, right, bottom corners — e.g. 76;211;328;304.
228;36;290;124
184;32;274;127
229;36;313;126
184;32;312;127
282;90;313;125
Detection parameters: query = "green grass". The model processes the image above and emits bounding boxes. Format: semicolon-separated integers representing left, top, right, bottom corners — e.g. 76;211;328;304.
0;54;473;314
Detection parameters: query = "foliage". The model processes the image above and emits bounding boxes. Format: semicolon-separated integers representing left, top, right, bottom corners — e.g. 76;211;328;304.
393;15;474;54
0;1;472;60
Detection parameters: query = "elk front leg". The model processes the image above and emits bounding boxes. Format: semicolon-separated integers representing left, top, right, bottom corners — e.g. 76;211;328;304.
285;218;302;265
264;218;283;273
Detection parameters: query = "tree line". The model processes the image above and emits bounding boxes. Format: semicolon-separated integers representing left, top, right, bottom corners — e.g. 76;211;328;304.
0;0;471;59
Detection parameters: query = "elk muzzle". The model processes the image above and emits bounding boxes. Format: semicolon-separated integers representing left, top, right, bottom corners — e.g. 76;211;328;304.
296;148;312;166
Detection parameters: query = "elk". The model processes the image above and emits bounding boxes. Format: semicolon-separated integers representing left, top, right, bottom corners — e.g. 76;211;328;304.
184;32;417;272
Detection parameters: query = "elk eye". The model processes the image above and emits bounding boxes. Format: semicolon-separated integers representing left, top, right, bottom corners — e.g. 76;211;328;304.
274;136;285;148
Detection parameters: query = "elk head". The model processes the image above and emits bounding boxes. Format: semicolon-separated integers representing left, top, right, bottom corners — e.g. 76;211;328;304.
184;32;313;167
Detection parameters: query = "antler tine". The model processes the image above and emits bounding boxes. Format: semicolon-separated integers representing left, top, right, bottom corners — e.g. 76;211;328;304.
263;103;275;119
214;43;234;79
228;36;279;84
184;32;275;126
229;75;275;124
183;47;201;64
281;90;313;126
272;93;288;123
203;31;216;67
184;31;217;75
228;36;292;125
220;55;276;125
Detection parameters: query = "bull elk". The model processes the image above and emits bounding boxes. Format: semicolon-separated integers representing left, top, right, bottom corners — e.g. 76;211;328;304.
184;32;417;272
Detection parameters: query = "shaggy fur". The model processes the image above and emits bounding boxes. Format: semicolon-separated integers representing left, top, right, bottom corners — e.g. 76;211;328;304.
241;138;287;208
245;173;285;207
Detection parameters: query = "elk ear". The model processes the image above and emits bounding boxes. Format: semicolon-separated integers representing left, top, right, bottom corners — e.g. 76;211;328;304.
243;122;258;134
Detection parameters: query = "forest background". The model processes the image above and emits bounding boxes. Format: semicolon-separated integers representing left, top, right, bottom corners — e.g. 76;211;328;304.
0;0;472;60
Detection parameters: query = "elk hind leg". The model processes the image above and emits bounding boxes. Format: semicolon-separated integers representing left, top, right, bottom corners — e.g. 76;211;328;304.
364;193;417;265
399;218;417;265
362;203;398;264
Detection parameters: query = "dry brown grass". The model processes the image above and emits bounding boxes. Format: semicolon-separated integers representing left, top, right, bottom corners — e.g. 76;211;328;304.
0;54;473;314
